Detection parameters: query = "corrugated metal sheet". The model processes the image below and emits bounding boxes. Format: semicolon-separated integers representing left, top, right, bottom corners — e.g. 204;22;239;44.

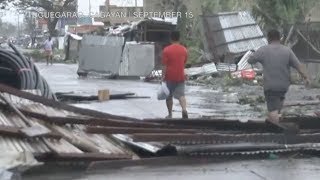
21;103;132;156
78;35;125;74
185;67;203;76
113;134;162;154
81;35;124;46
222;26;264;43
185;63;218;77
220;38;268;54
238;50;254;70
216;63;237;72
201;11;267;60
0;91;133;167
218;11;256;29
119;42;156;76
202;63;218;75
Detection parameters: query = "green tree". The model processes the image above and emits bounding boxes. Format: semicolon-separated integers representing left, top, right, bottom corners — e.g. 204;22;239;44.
0;19;17;36
176;4;188;43
23;13;36;35
12;0;76;37
252;0;318;31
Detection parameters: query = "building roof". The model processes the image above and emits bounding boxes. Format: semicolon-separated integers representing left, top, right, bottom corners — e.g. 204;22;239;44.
0;89;133;170
78;17;94;25
201;11;267;61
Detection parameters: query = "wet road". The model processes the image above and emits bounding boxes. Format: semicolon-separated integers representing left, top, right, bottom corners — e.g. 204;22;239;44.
24;158;320;180
85;158;320;180
38;63;262;120
28;63;320;180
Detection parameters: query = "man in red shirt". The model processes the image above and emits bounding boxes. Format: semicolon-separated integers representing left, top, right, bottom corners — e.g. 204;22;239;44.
162;31;188;119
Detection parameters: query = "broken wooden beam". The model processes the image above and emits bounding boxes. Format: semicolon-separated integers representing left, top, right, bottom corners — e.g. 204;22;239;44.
0;93;51;137
19;109;182;129
0;125;24;136
49;125;101;153
86;126;199;134
143;118;284;133
0;125;61;139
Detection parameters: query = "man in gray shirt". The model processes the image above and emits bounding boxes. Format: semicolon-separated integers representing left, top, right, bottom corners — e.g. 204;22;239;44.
248;29;310;124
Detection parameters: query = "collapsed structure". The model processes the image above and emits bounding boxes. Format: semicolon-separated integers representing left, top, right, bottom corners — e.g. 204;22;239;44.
1;82;320;173
77;18;176;78
200;11;268;63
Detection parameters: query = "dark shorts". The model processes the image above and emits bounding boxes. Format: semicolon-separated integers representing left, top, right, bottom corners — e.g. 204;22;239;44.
166;81;185;99
264;90;287;112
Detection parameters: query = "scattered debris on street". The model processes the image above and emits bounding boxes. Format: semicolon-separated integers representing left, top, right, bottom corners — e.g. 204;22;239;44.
55;92;150;103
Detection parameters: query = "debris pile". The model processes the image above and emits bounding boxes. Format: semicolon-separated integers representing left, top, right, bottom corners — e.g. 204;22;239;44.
55;92;150;103
1;83;320;173
0;84;135;171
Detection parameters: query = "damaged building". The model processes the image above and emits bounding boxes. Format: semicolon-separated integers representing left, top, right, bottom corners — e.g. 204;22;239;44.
200;11;268;63
77;18;176;78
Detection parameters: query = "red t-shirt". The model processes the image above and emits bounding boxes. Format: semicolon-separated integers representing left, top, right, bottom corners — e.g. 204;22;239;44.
162;43;188;82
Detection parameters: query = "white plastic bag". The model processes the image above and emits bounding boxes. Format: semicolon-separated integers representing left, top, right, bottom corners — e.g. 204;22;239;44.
157;82;170;100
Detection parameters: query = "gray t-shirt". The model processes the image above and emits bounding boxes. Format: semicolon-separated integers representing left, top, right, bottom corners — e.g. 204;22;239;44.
248;43;301;92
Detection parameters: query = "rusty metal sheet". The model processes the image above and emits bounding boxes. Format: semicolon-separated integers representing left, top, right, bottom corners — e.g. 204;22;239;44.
132;133;320;145
201;11;267;60
86;126;198;134
0;87;135;163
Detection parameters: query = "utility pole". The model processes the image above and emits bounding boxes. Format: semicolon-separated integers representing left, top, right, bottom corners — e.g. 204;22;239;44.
89;0;92;16
17;12;20;37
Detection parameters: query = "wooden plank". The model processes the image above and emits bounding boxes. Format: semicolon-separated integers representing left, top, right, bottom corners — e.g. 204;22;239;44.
98;89;110;102
0;125;21;136
50;125;101;153
20;109;177;129
0;93;51;137
0;125;61;139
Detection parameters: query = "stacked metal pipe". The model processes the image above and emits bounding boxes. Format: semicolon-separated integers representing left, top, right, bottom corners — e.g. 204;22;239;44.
0;43;55;99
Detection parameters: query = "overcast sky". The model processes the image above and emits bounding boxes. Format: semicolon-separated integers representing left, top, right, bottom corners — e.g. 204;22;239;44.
78;0;143;15
1;0;144;24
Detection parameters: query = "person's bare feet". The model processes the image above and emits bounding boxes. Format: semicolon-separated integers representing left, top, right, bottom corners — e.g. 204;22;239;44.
315;112;320;117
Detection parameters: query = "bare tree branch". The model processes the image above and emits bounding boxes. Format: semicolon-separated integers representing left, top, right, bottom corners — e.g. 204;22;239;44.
296;29;320;55
252;4;282;29
285;25;295;45
12;0;76;36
